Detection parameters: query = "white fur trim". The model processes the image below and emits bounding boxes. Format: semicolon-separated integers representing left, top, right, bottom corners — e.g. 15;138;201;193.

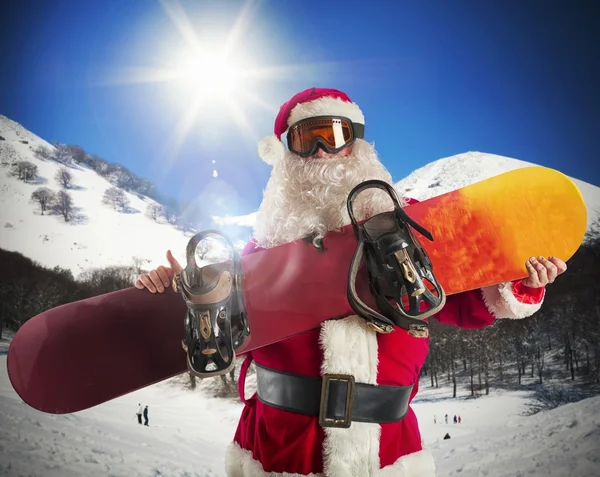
258;136;286;166
287;97;365;130
480;282;544;319
225;442;324;476
224;441;436;477
378;447;436;477
319;315;381;476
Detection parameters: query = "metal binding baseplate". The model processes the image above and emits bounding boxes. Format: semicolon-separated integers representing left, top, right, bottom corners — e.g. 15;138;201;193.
175;230;249;378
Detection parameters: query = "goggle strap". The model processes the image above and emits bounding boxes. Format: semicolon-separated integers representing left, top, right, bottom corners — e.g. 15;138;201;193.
352;123;365;139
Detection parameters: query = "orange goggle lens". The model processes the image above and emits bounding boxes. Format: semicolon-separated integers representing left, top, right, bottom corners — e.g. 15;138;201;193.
287;116;364;158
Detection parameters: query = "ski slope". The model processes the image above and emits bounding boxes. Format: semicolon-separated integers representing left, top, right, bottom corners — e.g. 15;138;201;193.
1;338;599;477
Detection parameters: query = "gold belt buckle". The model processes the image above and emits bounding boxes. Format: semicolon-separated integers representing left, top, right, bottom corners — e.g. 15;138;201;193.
318;373;355;429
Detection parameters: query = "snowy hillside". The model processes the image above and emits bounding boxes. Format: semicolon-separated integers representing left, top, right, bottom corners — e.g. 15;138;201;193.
1;336;598;477
0;115;193;278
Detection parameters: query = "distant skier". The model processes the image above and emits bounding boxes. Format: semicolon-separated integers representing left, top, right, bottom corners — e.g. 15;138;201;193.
458;415;462;424
143;405;149;426
453;415;457;424
434;415;436;424
445;414;449;424
136;403;143;425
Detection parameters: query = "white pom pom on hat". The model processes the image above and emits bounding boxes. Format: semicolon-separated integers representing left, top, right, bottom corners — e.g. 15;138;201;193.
257;135;286;166
258;87;364;166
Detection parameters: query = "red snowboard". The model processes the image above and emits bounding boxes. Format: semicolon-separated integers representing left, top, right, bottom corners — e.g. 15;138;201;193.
7;167;587;414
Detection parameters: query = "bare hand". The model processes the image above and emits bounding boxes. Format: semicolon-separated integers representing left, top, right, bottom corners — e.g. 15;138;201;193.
522;256;567;288
135;250;183;293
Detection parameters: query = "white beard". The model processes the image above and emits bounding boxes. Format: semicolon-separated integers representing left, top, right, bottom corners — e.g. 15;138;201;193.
253;139;405;249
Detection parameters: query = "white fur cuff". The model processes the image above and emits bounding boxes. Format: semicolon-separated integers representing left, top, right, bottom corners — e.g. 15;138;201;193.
480;282;544;319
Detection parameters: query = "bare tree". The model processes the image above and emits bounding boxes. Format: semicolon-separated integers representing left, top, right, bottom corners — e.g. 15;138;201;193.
102;187;130;212
146;204;164;222
52;144;74;165
10;160;38;182
65;145;86;164
52;190;76;222
163;207;178;224
33;145;53;160
55;167;74;189
30;187;56;215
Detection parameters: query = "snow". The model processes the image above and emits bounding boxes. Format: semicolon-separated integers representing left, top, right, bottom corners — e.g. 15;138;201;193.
1;337;599;477
0;115;192;278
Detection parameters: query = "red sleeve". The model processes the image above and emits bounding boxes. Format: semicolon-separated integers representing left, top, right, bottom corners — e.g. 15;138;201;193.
434;279;545;328
433;289;496;329
511;279;545;304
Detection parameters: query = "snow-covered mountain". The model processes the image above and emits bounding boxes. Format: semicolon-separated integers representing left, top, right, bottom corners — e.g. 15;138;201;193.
0;115;196;277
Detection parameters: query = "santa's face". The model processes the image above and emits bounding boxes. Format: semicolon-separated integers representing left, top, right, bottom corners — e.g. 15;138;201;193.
253;138;402;248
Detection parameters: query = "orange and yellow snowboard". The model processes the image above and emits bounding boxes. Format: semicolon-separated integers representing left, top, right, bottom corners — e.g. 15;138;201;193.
406;166;587;294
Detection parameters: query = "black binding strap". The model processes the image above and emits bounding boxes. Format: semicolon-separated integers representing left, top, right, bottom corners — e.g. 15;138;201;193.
346;180;447;337
255;364;413;428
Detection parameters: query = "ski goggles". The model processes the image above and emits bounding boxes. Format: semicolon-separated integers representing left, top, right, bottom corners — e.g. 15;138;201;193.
286;116;365;158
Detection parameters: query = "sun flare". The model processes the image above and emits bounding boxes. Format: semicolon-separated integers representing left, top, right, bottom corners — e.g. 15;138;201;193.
102;0;348;170
172;49;244;100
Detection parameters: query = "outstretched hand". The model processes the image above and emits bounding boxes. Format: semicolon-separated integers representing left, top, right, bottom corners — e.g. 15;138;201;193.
522;256;567;288
134;250;183;293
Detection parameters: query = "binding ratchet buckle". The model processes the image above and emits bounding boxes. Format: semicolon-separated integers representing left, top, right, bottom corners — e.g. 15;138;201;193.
346;180;446;338
174;230;249;377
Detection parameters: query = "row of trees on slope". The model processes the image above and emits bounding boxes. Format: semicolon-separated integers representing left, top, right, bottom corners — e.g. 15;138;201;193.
8;144;210;232
0;248;147;338
34;144;160;200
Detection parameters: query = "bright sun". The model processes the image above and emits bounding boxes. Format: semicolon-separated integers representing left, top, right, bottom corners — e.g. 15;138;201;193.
172;49;243;99
104;0;309;165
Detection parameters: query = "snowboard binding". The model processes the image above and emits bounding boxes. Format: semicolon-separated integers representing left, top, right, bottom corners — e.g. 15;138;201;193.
347;180;446;338
173;230;249;377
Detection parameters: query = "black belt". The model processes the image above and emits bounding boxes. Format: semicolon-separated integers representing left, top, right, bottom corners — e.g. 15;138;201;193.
255;364;413;428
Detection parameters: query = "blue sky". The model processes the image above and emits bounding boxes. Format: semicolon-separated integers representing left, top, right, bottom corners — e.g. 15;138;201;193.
1;0;598;218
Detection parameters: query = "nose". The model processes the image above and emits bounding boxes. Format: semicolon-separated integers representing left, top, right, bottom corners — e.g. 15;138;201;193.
311;143;354;159
313;147;335;159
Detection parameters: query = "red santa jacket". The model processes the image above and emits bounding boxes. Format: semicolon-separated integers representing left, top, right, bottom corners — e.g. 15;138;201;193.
225;203;545;477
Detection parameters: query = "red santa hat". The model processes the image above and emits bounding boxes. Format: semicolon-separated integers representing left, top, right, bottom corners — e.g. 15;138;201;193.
258;87;365;165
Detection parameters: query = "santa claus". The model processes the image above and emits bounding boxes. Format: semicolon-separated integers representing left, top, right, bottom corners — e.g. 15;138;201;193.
136;87;567;476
